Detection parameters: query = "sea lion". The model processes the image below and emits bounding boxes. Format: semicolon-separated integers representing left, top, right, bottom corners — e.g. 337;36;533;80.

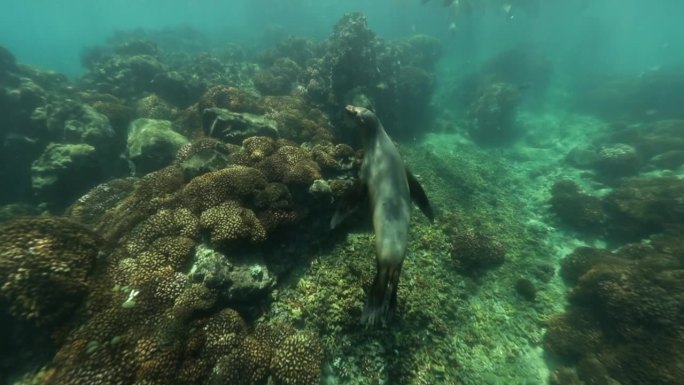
332;105;434;326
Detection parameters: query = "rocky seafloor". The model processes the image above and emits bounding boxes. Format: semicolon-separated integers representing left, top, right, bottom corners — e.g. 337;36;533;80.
1;12;684;385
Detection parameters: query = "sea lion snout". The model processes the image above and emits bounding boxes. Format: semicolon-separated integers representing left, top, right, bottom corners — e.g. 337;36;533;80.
345;105;377;129
345;105;358;115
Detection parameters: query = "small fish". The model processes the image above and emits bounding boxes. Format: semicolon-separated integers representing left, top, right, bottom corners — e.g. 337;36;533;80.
443;0;456;6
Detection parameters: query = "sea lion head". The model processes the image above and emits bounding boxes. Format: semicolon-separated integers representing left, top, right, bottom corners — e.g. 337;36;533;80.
345;105;379;133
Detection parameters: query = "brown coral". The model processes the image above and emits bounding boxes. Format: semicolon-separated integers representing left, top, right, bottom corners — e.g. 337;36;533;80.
123;207;199;256
545;236;684;385
242;136;277;163
270;331;324;385
449;227;505;275
257;145;321;185
197;86;263;114
135;93;178;120
199;200;267;244
0;216;101;327
180;165;267;213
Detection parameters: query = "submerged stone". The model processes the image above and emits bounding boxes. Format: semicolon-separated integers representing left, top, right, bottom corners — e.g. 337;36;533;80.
126;118;189;175
202;107;278;144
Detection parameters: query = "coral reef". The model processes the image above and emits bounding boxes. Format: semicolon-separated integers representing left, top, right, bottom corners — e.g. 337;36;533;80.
467;81;522;145
271;332;324;385
550;180;606;233
254;58;302;96
0;217;101;328
578;65;684;121
0;14;454;385
545;235;684;385
593;143;641;177
448;226;506;274
603;176;684;240
550;176;684;242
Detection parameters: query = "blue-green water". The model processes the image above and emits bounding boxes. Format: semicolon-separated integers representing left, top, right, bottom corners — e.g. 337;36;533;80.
1;1;684;385
3;1;683;77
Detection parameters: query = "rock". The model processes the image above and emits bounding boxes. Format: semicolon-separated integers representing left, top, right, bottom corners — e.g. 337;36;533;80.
31;143;99;207
63;105;115;150
0;45;18;83
202;107;278;144
594;143;641;177
126;118;189;175
565;145;599;169
189;244;276;303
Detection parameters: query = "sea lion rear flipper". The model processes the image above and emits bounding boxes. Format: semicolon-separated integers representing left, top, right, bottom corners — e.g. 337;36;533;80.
361;261;402;327
330;179;368;229
406;170;434;223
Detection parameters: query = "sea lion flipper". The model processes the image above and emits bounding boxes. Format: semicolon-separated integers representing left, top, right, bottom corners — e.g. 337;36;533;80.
406;170;434;223
330;179;368;229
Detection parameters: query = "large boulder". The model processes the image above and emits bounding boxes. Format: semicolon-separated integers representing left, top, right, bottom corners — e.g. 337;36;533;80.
126;118;189;175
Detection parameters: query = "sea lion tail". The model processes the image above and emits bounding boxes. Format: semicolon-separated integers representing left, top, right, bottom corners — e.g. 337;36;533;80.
361;261;403;327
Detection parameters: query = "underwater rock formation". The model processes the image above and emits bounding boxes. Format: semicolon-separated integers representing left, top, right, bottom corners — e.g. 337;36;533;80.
31;143;102;209
578;64;684;121
29;144;331;384
297;13;440;141
202;107;279;144
126;118;189;175
550;180;607;233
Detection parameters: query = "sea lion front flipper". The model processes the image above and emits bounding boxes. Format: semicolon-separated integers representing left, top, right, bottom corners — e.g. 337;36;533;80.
330;179;368;229
406;170;434;223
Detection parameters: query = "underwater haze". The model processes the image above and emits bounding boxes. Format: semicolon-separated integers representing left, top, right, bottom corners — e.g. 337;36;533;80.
2;1;684;385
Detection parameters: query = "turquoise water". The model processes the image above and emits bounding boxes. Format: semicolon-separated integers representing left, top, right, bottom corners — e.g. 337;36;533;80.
3;1;683;77
1;1;684;385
